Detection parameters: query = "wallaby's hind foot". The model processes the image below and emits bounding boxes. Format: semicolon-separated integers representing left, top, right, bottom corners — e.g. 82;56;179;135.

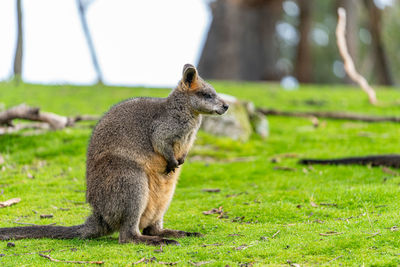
143;226;203;238
119;234;180;246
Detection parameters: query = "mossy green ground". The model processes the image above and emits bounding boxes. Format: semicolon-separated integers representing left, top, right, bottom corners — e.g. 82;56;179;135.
0;82;399;266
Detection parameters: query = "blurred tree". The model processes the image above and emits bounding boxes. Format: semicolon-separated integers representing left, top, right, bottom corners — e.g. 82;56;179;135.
364;0;393;85
77;0;103;84
13;0;23;84
295;0;312;83
198;0;283;81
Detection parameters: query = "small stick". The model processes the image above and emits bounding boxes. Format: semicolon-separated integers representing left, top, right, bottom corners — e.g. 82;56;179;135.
367;231;381;238
133;258;148;265
272;230;280;238
320;203;338;207
319;231;343;236
327;255;343;264
38;253;104;264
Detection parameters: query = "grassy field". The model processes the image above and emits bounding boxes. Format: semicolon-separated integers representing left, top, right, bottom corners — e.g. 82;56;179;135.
0;81;399;266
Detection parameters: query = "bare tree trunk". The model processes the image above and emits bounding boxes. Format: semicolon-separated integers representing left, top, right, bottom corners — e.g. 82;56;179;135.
198;0;283;81
295;0;312;83
13;0;23;84
364;0;393;85
76;0;103;85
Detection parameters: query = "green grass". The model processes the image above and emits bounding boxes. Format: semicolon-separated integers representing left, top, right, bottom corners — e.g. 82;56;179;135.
0;81;400;266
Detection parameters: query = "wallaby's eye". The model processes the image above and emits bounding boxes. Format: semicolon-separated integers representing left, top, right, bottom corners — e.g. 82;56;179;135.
198;92;212;99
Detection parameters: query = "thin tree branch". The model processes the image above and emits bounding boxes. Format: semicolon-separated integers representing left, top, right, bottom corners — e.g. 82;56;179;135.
336;7;377;105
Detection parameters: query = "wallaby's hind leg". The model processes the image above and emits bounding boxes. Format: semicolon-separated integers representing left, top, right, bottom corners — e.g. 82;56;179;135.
112;162;178;245
88;155;178;245
143;220;203;238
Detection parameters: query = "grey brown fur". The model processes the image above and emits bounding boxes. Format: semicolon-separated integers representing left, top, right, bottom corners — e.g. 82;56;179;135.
0;64;228;245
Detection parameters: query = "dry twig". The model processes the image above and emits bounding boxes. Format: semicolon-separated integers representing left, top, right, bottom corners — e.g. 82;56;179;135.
272;230;280;238
327;255;343;264
319;231;343;236
336;7;377;105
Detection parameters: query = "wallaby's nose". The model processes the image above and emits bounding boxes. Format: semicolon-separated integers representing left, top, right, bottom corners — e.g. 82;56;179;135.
222;103;229;111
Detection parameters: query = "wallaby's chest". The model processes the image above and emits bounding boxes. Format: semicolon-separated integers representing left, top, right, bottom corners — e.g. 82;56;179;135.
173;120;201;159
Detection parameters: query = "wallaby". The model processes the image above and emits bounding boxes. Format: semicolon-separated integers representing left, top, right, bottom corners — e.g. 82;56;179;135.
0;64;229;245
300;154;400;168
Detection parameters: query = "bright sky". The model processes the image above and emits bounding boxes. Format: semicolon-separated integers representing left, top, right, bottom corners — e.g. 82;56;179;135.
0;0;211;87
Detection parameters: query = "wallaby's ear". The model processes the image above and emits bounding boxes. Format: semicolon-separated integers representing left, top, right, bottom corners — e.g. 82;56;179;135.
182;64;198;90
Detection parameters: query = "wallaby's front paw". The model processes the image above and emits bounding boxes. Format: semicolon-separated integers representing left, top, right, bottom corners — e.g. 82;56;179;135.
165;159;179;174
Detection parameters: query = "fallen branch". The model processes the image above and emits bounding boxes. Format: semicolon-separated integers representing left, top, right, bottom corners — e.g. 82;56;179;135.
38;253;104;264
0;198;21;208
0;104;69;129
336;7;377;105
257;108;400;123
0;104;99;133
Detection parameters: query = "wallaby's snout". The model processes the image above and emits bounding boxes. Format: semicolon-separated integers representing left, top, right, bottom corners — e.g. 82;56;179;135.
215;98;229;115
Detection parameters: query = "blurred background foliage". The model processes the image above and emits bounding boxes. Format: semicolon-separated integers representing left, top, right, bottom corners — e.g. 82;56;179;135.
198;0;399;87
6;0;400;87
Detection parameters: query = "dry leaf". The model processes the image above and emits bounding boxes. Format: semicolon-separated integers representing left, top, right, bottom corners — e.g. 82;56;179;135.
158;261;177;266
310;201;318;207
133;257;157;265
202;206;223;215
202;243;222;247
273;166;296;171
40;214;54;219
0;198;21;208
235;244;248;251
202;188;220;193
382;167;399;176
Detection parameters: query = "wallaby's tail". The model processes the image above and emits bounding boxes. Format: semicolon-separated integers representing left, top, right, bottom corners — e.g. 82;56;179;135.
299;154;400;168
0;213;113;240
0;225;84;240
